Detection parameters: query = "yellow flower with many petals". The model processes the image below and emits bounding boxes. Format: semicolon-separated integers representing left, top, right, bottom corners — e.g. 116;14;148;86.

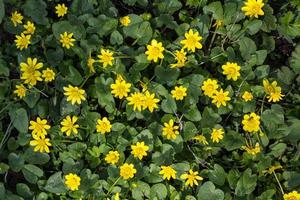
180;29;202;52
211;128;224;143
171;86;187;101
222;62;241;81
127;92;145;112
283;191;300;200
241;0;264;18
120;16;131;26
159;166;176;180
30;134;51;153
55;4;68;17
170;49;187;68
145;39;165;62
23;21;36;35
42;68;55;82
193;134;208;145
60;32;75;49
65;173;80;191
180;170;203;187
212;89;231;108
14;84;27;99
96;117;112;134
29;117;51;137
242;142;261;155
142;91;160;112
111;76;131;99
162;119;179;140
120;163;137;180
11;11;23;27
15;33;31;50
242;91;253;102
201;79;219;98
105;151;120;165
242;112;260;133
60;116;80;136
98;49;114;67
263;79;284;102
20;57;43;87
131;141;149;160
63;85;86;105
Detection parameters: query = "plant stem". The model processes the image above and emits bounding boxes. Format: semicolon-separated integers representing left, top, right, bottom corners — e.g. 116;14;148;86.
272;171;285;195
106;176;121;197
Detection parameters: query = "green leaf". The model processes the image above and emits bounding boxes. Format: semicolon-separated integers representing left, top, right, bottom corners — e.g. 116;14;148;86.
183;121;197;141
66;65;84;86
155;65;180;84
183;106;202;122
71;0;93;15
16;183;33;198
0;163;9;174
0;0;4;24
203;1;223;20
239;37;257;60
87;15;118;37
157;0;182;14
52;21;86;40
268;143;287;157
150;183;167;199
256;189;276;200
161;94;177;113
8;153;24;172
23;0;48;25
290;44;300;73
9;108;28;133
0;58;9;76
245;19;262;35
24;92;40;108
22;164;44;184
223;131;244;151
197;181;224;200
44;172;67;194
110;30;123;45
200;107;221;128
208;164;226;186
24;148;50;165
235;169;257;197
132;181;150;200
283;171;300;190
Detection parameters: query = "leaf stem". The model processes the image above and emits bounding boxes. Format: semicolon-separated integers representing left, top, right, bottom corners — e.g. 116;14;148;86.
272;171;285;195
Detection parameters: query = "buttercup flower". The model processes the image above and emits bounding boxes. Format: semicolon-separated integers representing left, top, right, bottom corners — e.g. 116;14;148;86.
145;39;164;62
131;141;149;160
60;116;80;136
29;117;51;137
222;62;241;81
263;79;284;102
180;29;202;52
23;21;36;35
87;56;96;73
162;119;179;140
242;91;253;102
242;113;260;133
42;68;55;82
127;92;145;112
171;49;187;68
98;49;114;67
142;91;160;112
20;57;42;87
60;32;75;49
213;19;223;29
55;4;68;17
96;117;112;134
211;128;224;143
65;173;80;191
159;166;176;180
242;143;261;155
201;79;219;98
111;76;131;99
11;11;23;26
283;191;300;200
120;163;137;180
63;85;86;105
14;84;26;99
180;170;203;187
193;134;208;145
242;0;264;18
171;86;187;101
15;33;31;50
30;134;51;153
263;164;283;174
105;151;120;165
212;89;231;108
120;16;131;26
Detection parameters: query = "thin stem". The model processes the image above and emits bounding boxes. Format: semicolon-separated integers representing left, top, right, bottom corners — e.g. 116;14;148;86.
208;30;217;53
32;86;49;98
106;176;121;196
272;171;285;195
80;75;91;88
0;121;13;152
260;95;266;115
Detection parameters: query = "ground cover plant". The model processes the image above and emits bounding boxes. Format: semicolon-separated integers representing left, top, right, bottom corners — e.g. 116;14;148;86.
0;0;300;199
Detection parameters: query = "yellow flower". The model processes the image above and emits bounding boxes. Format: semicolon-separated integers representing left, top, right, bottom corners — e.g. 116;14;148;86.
211;89;231;108
55;4;68;17
180;170;203;187
263;164;283;174
63;85;86;105
30;134;51;153
180;29;202;52
211;128;224;143
213;20;223;29
42;68;55;82
159;166;176;180
111;77;131;99
222;62;241;81
11;11;23;27
105;151;120;165
142;91;160;112
131;141;149;160
120;163;137;180
120;16;131;26
283;191;300;200
23;21;36;35
242;143;261;155
29;117;51;137
201;79;219;98
65;173;80;191
98;49;114;67
145;39;165;62
170;49;187;68
171;86;187;101
96;117;112;134
242;91;253;102
162;119;179;140
241;0;264;18
263;79;284;102
242;112;260;133
87;56;96;73
20;57;43;87
14;84;26;99
193;134;208;145
127;92;145;112
15;33;31;50
60;116;80;136
114;193;120;200
60;32;75;49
